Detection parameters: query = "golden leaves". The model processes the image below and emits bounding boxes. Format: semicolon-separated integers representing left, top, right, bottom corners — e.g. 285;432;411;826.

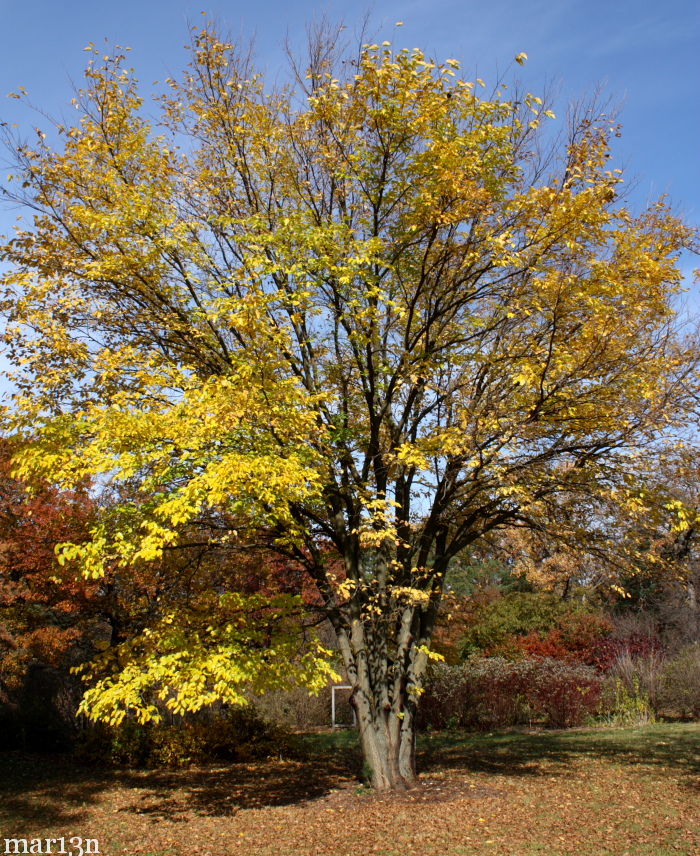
74;591;340;725
2;25;697;727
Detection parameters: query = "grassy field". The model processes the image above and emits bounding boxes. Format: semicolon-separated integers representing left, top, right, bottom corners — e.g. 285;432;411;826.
0;723;698;856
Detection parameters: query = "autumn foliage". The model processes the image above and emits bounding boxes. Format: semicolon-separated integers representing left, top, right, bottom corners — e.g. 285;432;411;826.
0;440;97;700
1;25;697;788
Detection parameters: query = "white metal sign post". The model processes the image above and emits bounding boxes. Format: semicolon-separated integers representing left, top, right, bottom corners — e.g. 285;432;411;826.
331;684;357;728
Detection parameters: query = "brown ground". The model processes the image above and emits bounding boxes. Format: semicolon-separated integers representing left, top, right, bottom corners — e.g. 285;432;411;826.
1;723;698;856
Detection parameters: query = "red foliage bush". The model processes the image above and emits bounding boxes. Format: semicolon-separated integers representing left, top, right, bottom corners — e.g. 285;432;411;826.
585;632;663;671
420;657;603;731
525;659;603;727
491;611;615;666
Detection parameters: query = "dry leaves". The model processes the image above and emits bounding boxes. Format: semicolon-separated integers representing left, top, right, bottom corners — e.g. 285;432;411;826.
1;724;698;856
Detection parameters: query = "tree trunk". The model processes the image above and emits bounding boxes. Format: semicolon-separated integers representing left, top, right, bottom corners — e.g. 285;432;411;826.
334;606;429;792
354;694;418;790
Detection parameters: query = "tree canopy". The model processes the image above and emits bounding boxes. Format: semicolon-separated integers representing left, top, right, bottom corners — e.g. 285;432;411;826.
1;26;697;789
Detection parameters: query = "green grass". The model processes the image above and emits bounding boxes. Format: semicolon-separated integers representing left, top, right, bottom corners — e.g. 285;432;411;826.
301;720;700;778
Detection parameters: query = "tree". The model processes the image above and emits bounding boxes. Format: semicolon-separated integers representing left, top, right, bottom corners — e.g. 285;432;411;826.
0;438;98;738
0;441;97;688
1;27;697;789
608;445;700;647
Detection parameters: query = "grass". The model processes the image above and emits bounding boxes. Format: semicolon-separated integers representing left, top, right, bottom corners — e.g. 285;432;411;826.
0;722;698;856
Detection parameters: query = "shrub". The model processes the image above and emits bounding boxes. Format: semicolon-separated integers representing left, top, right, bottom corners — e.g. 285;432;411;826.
606;649;667;715
586;632;663;672
420;658;530;730
252;685;331;729
659;644;700;719
459;592;612;664
74;705;297;768
599;676;655;727
0;664;80;752
420;657;602;731
526;658;603;728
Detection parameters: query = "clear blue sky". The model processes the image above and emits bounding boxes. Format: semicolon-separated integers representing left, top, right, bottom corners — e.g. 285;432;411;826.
0;0;698;276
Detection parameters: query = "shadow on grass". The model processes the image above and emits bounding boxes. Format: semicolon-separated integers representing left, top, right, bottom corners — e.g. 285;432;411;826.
0;743;358;832
111;750;358;820
417;722;700;787
1;723;697;832
0;753;106;830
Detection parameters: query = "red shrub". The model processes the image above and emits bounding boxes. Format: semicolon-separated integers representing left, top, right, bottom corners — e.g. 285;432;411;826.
420;657;603;731
586;633;663;671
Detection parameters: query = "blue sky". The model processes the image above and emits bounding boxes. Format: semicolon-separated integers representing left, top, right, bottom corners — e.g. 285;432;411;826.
0;0;698;287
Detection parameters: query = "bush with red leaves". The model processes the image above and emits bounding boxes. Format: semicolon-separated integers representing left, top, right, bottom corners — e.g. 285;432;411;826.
420;657;603;731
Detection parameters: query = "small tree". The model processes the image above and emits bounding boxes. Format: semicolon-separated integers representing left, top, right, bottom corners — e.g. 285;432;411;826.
1;27;696;789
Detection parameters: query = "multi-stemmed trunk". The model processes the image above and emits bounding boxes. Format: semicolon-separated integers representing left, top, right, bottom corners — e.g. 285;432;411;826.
353;686;419;791
332;598;434;791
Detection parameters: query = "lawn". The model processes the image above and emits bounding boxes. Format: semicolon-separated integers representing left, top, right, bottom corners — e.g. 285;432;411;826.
0;723;698;856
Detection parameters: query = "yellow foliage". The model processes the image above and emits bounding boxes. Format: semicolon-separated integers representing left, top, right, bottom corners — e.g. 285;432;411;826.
1;27;697;725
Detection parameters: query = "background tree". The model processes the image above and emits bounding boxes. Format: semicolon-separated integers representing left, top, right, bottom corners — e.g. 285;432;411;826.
0;439;99;746
0;440;97;694
608;445;700;648
1;27;697;789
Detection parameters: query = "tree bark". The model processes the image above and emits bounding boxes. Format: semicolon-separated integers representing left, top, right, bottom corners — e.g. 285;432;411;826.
333;605;428;791
355;701;417;791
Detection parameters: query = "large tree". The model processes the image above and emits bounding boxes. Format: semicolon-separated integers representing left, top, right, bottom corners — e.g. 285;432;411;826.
1;27;696;789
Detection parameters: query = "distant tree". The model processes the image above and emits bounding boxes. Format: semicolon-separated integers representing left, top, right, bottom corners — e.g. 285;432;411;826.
0;440;97;702
1;27;697;788
611;446;700;648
